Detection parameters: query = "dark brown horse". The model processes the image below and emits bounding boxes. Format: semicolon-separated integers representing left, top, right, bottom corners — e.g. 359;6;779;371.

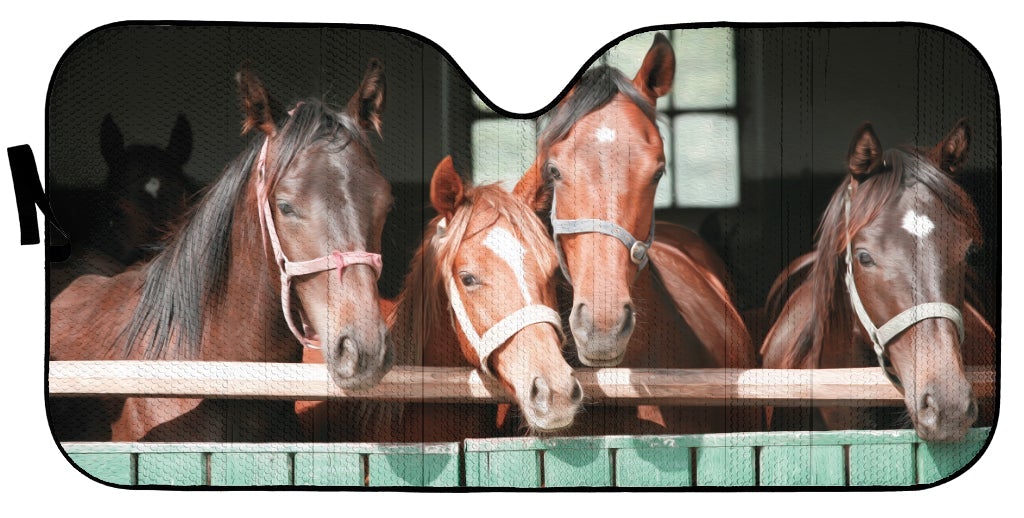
761;120;996;442
298;157;581;442
48;60;393;442
49;114;199;298
515;33;758;435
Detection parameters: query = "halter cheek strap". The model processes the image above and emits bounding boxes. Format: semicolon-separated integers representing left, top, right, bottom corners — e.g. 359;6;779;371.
445;277;564;376
256;138;383;349
549;186;654;283
843;185;965;390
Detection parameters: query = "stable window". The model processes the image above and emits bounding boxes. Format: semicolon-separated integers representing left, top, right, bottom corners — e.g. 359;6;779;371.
469;28;739;207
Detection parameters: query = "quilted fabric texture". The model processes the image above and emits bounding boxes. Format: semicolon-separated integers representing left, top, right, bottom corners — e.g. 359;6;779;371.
41;23;998;489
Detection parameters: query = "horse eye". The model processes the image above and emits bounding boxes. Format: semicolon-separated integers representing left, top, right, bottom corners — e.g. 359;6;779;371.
276;201;296;216
856;250;875;267
459;272;479;287
653;168;666;182
544;163;562;182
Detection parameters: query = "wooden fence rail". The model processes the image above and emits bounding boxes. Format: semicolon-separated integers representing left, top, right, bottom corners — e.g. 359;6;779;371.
48;361;996;407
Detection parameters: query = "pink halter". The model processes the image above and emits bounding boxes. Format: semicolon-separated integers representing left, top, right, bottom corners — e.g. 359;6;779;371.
255;137;383;348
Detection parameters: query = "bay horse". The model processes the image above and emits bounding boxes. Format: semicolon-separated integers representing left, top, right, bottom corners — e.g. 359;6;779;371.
761;120;996;442
48;59;394;442
514;33;758;435
298;156;582;442
49;114;199;299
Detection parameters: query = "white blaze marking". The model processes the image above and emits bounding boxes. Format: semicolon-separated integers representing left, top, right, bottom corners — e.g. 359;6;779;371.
144;177;161;199
902;210;935;238
483;227;532;304
596;126;617;143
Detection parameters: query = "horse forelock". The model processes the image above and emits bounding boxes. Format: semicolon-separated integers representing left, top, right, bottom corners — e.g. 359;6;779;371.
787;148;981;368
262;99;374;196
538;66;658;153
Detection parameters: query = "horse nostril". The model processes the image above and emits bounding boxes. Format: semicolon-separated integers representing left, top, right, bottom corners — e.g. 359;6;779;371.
966;399;979;422
569;302;592;346
571;378;583;404
920;393;935;412
571;302;592;328
617;302;636;340
530;377;551;413
917;392;939;429
333;337;359;379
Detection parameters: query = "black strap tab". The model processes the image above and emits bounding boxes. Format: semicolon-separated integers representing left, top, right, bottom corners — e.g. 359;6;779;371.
7;145;70;261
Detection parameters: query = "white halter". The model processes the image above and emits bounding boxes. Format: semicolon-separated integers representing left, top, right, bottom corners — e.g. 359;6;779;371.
437;219;564;375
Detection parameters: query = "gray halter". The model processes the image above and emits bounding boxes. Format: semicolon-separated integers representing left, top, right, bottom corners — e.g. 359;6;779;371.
549;186;655;283
842;183;965;390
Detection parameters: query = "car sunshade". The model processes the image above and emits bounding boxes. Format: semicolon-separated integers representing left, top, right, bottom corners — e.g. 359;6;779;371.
6;20;1000;491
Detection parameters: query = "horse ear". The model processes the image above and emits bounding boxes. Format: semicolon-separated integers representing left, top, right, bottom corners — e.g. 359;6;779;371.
100;114;125;165
100;114;127;183
347;58;386;138
934;118;971;174
430;156;465;221
167;113;193;169
847;122;883;178
513;159;552;213
633;33;675;100
236;63;282;137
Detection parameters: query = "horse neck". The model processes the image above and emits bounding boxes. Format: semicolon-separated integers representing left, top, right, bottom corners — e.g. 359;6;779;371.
819;288;872;369
422;305;462;367
627;270;707;368
197;190;298;363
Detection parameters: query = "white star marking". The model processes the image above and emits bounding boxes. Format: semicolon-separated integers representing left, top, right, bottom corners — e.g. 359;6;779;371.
483;227;532;304
596;126;616;143
144;177;161;199
901;210;935;238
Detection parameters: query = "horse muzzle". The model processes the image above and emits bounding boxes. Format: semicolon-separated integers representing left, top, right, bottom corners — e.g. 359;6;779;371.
324;322;393;390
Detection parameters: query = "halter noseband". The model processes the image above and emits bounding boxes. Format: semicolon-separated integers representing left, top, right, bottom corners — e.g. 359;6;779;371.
842;182;965;390
549;186;655;283
256;137;383;349
437;221;564;376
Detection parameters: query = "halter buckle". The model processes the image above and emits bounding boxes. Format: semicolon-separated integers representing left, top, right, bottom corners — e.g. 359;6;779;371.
629;241;648;265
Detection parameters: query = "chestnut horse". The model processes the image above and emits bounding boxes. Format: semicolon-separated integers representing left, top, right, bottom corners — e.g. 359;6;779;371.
49;114;199;299
515;33;758;435
761;120;996;442
49;60;394;442
298;157;582;442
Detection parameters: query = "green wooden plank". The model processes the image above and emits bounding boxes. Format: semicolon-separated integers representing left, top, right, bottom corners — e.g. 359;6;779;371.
67;453;133;486
759;445;845;486
368;452;459;487
849;444;915;486
544;447;612;487
464;450;541;488
695;447;755;486
294;452;364;486
615;446;692;487
137;453;205;486
209;453;292;486
917;438;987;484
